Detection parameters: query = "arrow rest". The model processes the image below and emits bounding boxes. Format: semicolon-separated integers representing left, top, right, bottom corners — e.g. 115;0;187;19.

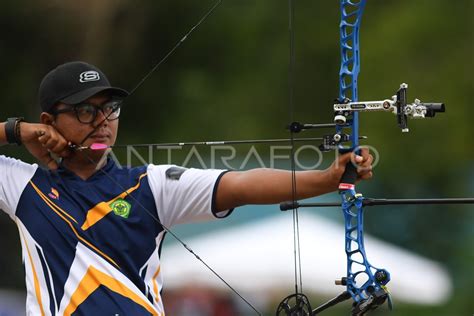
319;133;351;152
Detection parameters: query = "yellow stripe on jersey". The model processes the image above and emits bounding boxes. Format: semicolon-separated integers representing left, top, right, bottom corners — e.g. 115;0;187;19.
64;265;159;316
29;181;78;224
81;173;148;230
17;224;46;316
152;265;161;302
30;181;121;269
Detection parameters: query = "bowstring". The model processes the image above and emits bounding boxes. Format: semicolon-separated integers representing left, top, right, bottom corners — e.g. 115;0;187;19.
70;0;261;314
288;0;304;296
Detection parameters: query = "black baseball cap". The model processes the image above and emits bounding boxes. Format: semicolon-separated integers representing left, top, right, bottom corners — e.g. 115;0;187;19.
39;61;129;113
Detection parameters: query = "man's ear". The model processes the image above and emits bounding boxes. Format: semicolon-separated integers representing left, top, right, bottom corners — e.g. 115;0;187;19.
40;112;55;125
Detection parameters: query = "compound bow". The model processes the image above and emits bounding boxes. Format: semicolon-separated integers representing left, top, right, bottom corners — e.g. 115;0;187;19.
275;0;471;315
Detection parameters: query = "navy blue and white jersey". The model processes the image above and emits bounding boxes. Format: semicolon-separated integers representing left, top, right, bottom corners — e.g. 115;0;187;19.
0;155;229;315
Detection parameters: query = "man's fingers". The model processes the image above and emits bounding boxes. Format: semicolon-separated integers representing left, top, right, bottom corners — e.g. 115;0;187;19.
37;131;69;156
359;147;369;156
357;155;373;172
358;171;373;180
43;138;59;149
338;152;370;171
357;148;371;162
338;152;353;165
57;146;71;158
22;125;68;169
338;149;374;177
357;165;373;174
356;151;374;180
354;154;364;163
46;157;59;170
38;151;58;170
365;153;374;165
37;132;50;144
51;139;68;153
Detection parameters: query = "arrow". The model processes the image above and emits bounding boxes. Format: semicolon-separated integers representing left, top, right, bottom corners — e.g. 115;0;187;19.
72;136;367;151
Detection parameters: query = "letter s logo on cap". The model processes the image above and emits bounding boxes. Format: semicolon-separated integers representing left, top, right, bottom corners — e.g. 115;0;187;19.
79;71;100;83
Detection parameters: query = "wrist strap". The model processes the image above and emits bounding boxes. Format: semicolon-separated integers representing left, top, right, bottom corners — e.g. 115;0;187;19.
5;117;24;145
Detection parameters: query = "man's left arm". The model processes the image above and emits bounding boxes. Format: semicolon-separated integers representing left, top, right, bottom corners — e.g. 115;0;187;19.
214;149;373;212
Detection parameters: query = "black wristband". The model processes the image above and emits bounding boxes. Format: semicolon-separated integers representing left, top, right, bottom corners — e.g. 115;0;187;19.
5;117;24;145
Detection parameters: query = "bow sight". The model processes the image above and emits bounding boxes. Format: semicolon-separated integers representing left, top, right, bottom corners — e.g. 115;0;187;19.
290;83;445;153
333;83;445;132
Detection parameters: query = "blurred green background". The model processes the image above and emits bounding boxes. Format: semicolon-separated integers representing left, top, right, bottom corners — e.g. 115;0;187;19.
0;0;472;315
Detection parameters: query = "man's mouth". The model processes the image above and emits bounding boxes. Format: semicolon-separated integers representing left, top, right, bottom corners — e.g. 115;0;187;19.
90;134;109;141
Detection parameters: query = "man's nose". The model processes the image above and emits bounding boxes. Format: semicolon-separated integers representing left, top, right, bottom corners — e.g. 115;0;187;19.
94;108;109;126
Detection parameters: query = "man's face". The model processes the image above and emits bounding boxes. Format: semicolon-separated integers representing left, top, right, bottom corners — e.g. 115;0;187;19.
50;93;119;149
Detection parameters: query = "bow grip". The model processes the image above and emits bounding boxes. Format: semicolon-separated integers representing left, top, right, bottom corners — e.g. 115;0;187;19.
339;162;357;191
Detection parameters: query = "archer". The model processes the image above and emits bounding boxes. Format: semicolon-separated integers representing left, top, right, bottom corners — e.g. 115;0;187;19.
0;61;373;315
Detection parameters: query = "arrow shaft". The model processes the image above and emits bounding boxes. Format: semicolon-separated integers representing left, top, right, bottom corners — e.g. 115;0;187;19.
75;137;344;150
113;137;326;147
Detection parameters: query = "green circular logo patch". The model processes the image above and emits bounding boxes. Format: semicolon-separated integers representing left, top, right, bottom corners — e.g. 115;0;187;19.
110;199;131;219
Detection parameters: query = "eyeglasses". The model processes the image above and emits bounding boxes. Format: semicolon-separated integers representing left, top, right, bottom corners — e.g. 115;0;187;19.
52;99;122;124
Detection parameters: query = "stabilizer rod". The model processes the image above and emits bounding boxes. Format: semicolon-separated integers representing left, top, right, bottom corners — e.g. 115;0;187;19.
312;291;352;315
281;198;474;211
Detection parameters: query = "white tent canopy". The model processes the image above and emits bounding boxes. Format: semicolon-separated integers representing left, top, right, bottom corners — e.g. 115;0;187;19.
161;213;452;305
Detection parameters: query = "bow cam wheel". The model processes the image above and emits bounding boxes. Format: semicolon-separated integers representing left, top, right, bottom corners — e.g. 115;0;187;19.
276;293;312;316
